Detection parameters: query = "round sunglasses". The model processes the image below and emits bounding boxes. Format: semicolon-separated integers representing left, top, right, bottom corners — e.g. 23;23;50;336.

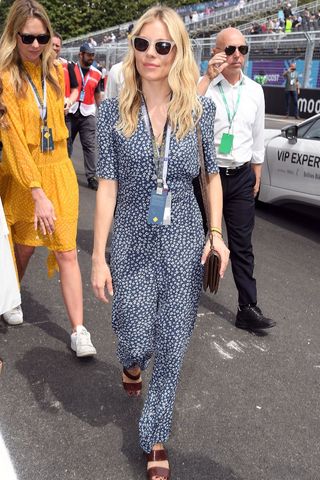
224;45;248;56
18;32;50;45
132;36;175;56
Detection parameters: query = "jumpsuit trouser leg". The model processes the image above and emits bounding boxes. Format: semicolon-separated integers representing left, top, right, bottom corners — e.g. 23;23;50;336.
138;285;201;453
112;230;203;453
139;234;202;453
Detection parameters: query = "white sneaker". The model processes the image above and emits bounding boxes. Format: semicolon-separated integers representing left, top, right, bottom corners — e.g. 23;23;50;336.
2;305;23;325
71;326;97;357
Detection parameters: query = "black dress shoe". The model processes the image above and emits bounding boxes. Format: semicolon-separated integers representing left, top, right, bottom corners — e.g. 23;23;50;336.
87;177;98;191
235;305;276;331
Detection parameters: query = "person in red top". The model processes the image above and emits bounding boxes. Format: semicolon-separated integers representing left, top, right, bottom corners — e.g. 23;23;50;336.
69;42;102;190
52;32;78;156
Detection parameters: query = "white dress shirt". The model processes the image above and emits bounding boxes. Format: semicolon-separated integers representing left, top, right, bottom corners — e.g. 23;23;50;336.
105;61;124;99
204;72;265;168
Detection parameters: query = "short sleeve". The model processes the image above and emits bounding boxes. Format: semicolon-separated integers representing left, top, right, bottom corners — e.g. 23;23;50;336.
96;98;119;179
67;63;78;89
199;96;219;174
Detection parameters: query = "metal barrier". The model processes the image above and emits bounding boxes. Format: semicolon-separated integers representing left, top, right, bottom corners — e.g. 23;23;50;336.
62;29;320;90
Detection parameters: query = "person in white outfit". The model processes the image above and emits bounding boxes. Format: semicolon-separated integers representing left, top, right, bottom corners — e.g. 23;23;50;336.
105;61;124;99
0;198;22;324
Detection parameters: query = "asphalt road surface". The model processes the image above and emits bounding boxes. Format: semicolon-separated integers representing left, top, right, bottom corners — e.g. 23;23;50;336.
0;116;319;480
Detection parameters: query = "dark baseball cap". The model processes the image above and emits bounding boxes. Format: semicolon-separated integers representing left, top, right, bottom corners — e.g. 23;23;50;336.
80;42;95;54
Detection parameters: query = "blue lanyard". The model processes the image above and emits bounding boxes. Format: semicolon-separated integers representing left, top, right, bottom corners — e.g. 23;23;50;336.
77;63;92;90
25;71;47;124
141;96;171;192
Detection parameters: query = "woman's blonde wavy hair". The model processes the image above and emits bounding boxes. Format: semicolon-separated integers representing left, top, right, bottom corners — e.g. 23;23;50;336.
0;79;8;128
118;6;202;140
0;0;61;97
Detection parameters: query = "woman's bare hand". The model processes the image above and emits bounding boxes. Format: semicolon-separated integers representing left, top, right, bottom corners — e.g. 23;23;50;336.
91;260;114;303
31;188;56;235
201;235;230;278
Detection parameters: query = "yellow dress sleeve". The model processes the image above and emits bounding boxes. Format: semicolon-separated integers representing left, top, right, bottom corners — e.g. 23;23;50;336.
0;72;42;190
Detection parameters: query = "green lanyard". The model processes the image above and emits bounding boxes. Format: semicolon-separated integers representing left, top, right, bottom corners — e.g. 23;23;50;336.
218;78;243;133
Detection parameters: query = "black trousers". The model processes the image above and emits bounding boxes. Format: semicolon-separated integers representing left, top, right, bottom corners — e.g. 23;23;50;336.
65;114;73;158
221;164;257;306
68;111;97;179
193;163;257;306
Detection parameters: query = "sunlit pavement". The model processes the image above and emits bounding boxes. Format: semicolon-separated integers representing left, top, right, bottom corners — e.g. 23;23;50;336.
1;131;319;480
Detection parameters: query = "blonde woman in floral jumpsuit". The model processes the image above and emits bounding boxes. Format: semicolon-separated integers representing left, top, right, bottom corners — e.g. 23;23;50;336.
92;6;230;479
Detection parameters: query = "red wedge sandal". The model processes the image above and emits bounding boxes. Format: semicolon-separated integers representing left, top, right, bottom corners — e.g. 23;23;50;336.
122;367;142;396
146;447;170;480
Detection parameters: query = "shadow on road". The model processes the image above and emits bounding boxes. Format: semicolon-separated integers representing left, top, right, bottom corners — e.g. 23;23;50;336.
172;451;243;480
15;346;145;478
198;294;269;337
21;288;70;345
77;228;111;258
15;345;242;480
14;290;242;479
256;202;320;242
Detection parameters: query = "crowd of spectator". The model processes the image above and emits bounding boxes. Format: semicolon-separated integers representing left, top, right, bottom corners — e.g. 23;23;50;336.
249;4;320;36
68;1;320;53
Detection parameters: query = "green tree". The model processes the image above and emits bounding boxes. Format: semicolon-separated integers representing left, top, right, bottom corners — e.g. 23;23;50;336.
0;0;202;39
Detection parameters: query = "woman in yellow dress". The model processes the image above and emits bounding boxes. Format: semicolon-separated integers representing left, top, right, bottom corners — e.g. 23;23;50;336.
0;0;96;357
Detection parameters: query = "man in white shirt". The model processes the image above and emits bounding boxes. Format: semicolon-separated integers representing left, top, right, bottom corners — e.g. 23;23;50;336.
198;27;276;332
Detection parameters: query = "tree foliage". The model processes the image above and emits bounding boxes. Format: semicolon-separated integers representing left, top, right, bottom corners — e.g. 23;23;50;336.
0;0;200;39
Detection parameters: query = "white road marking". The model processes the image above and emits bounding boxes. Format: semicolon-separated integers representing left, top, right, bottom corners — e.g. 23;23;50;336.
213;342;233;360
197;311;216;318
197;313;269;358
226;340;244;353
0;431;19;480
251;344;268;352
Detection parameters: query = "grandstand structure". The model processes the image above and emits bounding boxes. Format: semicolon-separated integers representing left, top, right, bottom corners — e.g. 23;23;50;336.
186;0;295;37
62;0;298;47
61;0;320;89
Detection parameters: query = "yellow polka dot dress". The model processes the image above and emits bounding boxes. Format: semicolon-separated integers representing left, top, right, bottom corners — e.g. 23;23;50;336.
0;62;79;276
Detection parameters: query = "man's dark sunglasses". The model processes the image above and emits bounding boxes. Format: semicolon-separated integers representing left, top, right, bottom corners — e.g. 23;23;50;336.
132;36;175;55
225;45;248;56
18;32;50;45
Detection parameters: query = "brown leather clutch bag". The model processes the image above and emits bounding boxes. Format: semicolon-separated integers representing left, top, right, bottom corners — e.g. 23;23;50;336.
203;247;221;294
196;124;221;295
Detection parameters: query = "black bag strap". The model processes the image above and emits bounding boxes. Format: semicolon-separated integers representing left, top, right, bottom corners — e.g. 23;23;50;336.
196;124;211;235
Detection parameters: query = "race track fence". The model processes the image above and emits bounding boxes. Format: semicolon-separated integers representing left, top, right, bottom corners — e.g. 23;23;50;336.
62;29;320;90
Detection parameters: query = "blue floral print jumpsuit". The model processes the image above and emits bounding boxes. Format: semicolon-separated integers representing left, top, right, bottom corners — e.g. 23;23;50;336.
96;96;218;453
